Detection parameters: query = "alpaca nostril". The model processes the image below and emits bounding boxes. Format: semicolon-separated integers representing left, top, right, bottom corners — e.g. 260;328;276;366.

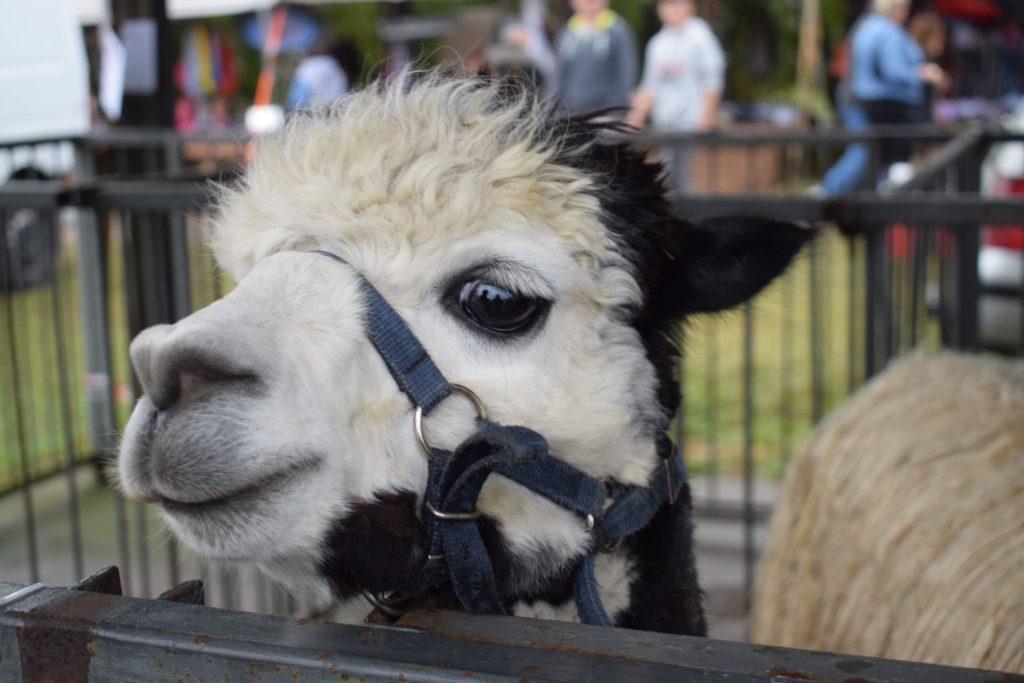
130;323;264;411
150;352;259;411
179;366;203;397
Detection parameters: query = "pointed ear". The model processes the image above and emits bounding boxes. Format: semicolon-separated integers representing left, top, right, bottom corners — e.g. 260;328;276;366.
645;216;815;319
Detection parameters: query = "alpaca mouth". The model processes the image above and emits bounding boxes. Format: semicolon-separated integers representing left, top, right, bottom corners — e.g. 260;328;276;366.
157;458;322;515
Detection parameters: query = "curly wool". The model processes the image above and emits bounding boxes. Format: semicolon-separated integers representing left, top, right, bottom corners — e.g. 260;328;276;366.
751;352;1024;673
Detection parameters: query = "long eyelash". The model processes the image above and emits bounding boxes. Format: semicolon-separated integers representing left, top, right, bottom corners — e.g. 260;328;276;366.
437;261;554;302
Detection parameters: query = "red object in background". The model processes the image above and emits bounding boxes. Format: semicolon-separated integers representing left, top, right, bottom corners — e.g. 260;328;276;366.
933;0;1003;24
983;178;1024;251
886;224;916;261
984;227;1024;250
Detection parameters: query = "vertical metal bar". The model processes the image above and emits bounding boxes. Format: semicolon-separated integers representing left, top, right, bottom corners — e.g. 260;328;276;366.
256;571;269;614
91;216;133;594
741;301;755;614
955;227;981;352
955;140;984;352
882;226;895;364
122;223;154;597
910;225;926;347
272;579;289;615
864;227;878;378
924;226;938;348
847;236;857;394
135;501;151;598
889;226;902;355
822;229;834;411
704;319;718;502
809;237;823;423
165;189;190;591
60;215;90;486
138;218;171;326
168;537;181;588
75;141;115;459
47;214;85;580
870;136;881;189
168;220;192;320
117;219;145;594
779;269;794;463
675;325;686;456
1;220;40;582
220;565;238;610
1018;245;1024;358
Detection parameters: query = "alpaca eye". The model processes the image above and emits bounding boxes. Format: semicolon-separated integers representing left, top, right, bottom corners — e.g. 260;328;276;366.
458;281;543;334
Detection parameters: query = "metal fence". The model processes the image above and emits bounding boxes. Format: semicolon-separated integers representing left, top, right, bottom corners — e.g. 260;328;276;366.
1;126;1022;638
3;568;1015;682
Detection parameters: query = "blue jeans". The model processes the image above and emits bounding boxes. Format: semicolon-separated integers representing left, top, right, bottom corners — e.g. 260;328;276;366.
821;104;870;197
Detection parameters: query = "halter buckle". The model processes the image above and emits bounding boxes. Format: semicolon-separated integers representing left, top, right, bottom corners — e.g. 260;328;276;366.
414;384;488;458
365;591;416;619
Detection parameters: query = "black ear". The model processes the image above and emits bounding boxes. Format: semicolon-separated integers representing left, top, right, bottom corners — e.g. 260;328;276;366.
645;216;814;320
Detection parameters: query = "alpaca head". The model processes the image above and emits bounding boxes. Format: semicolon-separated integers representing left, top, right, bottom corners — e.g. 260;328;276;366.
116;75;809;617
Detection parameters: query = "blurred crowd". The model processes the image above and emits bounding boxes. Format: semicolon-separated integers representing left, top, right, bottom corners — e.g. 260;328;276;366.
168;0;1017;194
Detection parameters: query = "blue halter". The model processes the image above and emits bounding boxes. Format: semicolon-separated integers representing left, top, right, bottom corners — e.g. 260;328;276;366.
315;251;687;626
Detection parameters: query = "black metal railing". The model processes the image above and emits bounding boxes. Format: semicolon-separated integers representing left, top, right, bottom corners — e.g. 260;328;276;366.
1;572;1014;682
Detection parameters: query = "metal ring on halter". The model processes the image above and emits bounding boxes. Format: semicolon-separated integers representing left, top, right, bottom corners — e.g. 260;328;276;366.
424;500;482;521
366;591;416;618
413;383;488;457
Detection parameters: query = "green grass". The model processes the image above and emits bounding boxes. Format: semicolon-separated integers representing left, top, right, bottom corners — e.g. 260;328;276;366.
678;230;856;478
0;243;93;488
1;225;940;489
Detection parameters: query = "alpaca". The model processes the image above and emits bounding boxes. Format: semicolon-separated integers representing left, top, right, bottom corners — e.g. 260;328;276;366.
752;353;1023;672
116;75;810;635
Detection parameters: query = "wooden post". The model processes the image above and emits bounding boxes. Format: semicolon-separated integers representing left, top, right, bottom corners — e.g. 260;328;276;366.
796;0;824;112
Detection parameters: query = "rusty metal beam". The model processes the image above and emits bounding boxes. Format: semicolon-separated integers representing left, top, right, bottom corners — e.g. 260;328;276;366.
2;580;1019;683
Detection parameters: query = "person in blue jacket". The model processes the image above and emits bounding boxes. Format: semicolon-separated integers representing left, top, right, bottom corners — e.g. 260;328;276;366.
850;0;948;174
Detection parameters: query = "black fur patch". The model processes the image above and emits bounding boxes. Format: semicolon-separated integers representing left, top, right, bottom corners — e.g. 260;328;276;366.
317;492;425;597
618;483;707;636
318;492;575;608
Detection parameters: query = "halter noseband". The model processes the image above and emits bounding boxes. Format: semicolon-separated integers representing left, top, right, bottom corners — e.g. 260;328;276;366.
315;250;687;626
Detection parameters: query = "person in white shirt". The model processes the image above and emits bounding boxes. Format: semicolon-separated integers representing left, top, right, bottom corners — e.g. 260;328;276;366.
627;0;725;194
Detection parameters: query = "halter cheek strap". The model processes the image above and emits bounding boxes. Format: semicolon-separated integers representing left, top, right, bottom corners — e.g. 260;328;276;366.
314;250;687;626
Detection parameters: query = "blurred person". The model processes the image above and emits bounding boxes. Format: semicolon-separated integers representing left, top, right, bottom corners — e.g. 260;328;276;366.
553;0;638;114
287;33;356;110
816;16;872;197
907;11;949;122
626;0;725;194
850;0;948;178
501;0;557;92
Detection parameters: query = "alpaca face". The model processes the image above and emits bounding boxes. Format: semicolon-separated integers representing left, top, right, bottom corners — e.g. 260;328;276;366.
117;77;809;617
